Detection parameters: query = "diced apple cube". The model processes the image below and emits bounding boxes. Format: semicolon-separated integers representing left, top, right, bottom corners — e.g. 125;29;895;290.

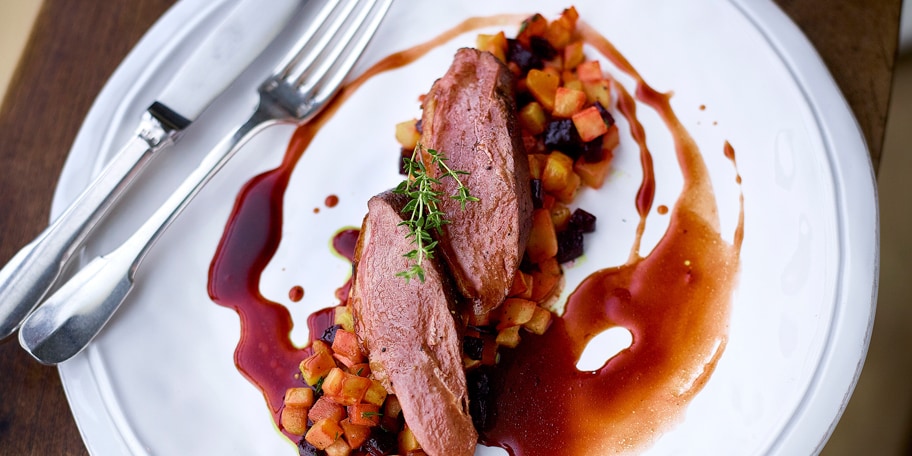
496;298;538;330
309;396;346;424
337;373;372;406
340;418;372;449
305;418;344;450
516;13;548;47
281;405;310;435
527;154;547;180
572;106;609;142
541;151;575;194
518;101;548;135
550;202;572;231
523;307;553;335
530;258;562;302
496;325;522;348
476;31;507;62
526;69;560;112
544;16;573;49
525;209;558;263
324;437;352;456
348;403;382;427
300;350;336;387
575;150;614;189
576;60;603;82
349;363;371;377
312;340;332;355
284;387;315;409
334;306;355;332
331;329;365;368
321;367;346;399
394;119;421;150
582;80;611;107
564;40;585;69
508;271;533;299
602;123;620;151
552;87;587;118
381;395;403;432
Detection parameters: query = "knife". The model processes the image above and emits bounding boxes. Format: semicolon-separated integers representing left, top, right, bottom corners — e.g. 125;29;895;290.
0;0;300;340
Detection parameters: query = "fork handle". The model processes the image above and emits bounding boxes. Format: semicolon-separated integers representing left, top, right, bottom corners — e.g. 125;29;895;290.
0;117;174;340
19;106;277;364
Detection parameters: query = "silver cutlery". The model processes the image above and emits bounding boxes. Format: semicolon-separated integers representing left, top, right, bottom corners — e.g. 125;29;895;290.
0;0;301;339
19;0;392;365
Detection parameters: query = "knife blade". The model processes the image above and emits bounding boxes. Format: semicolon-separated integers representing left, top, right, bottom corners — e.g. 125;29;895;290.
0;0;300;339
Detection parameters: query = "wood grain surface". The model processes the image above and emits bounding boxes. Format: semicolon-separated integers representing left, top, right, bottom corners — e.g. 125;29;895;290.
0;1;900;454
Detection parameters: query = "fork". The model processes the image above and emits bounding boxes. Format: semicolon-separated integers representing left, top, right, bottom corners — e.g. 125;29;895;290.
18;0;392;365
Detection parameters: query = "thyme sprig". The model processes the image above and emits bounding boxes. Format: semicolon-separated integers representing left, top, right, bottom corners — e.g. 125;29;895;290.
394;144;479;283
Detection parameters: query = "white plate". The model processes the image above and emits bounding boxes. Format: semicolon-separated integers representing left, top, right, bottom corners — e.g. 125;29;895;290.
53;0;878;455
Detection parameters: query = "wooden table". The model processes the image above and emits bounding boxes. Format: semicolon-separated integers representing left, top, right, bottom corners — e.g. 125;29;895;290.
0;1;901;454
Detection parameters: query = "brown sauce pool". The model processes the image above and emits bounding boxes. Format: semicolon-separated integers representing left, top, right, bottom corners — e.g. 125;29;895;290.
207;12;743;455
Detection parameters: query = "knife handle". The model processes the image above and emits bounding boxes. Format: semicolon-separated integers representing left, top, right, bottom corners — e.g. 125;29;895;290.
0;115;173;340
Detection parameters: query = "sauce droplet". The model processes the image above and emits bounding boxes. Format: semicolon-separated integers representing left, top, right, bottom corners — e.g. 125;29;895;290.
657;205;668;214
325;194;339;208
288;285;304;302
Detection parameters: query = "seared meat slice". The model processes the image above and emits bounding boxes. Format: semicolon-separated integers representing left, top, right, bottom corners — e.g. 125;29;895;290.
420;47;532;315
350;191;477;456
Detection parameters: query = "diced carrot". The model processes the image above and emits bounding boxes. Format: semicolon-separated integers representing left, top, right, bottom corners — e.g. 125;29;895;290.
564;40;585;69
300;350;337;387
526;69;559;112
582;80;611;107
394;120;421;150
508;271;533;299
496;298;538;330
575;150;614;189
550;202;572;231
284;387;315;408
308;396;346;424
362;379;388;407
523;306;553;335
525;209;558;263
324;437;352;456
552;87;587;118
576;60;603;82
305;418;344;450
340;418;372;449
348;403;382;427
398;426;422;453
496;325;522;348
281;405;310;435
334;305;355;332
331;329;365;368
518;101;548;135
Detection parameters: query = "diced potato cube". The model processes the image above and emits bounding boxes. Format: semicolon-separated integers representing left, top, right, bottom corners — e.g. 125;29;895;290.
300;350;337;387
398;426;422;453
476;31;507;62
523;307;553;335
312;340;332;355
321;367;346;398
544;17;573;49
541;151;575;194
582;80;611;107
496;325;522;348
381;395;403;432
525;69;560;112
563;40;585;69
334;306;355;332
338;373;372;406
305;418;344;450
560;6;580;27
324;437;352;456
576;60;603;82
552;171;581;204
331;329;365;368
525;209;558;263
602;123;620;151
550;202;572;231
563;79;584;92
516;13;548;47
349;363;371;377
281;405;310;435
496;298;538;330
362;379;388;407
348;403;382;427
309;396;346;423
341;418;372;449
284;387;315;409
394;120;421;150
518;101;548;135
552;87;587;118
572;106;609;142
527;154;547;180
508;270;533;299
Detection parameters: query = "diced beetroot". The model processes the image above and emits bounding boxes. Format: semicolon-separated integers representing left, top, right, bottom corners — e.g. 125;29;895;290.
530;179;543;208
543;118;585;159
568;208;597;233
594;101;615;127
529;35;557;60
463;336;485;361
556;228;584;263
581;136;606;163
507;38;543;74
